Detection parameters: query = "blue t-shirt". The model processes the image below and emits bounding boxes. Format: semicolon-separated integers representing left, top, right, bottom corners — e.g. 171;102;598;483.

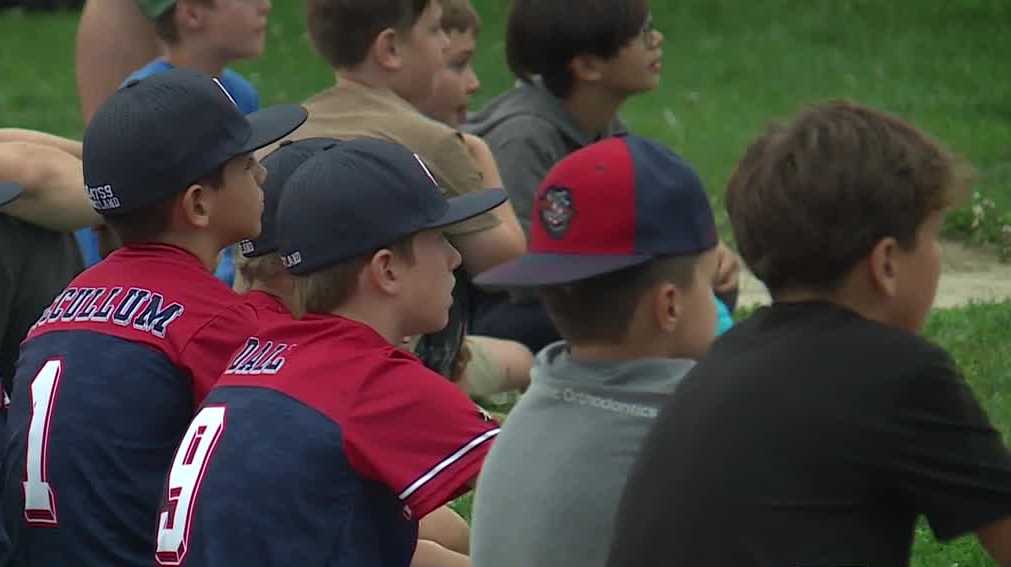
73;59;260;286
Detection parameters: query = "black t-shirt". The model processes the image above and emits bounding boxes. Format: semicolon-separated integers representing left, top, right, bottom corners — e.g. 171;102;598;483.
607;301;1011;567
0;217;82;393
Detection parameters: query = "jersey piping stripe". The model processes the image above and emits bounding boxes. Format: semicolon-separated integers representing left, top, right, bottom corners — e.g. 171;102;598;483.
398;428;500;501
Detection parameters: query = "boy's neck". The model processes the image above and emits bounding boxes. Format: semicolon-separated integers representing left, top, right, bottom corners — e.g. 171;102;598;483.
569;338;685;363
561;84;628;139
330;297;409;347
155;232;229;274
165;43;227;77
336;69;403;100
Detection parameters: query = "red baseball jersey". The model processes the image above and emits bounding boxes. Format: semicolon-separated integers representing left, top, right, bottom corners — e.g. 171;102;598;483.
2;244;257;567
154;290;499;567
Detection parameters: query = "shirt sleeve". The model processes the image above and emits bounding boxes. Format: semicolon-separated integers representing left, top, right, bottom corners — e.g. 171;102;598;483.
423;131;500;236
483;116;565;235
881;346;1011;540
343;355;500;519
179;301;259;406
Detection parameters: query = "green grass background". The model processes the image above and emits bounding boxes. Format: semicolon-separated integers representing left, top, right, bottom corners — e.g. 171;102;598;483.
2;1;1010;564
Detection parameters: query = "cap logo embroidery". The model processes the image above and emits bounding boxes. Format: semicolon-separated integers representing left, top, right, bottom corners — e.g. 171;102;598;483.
86;184;122;211
281;251;303;268
540;186;575;239
212;77;239;108
412;153;446;196
238;240;255;255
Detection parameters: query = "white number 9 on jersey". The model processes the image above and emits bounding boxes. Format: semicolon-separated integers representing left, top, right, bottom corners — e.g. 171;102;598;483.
155;406;227;566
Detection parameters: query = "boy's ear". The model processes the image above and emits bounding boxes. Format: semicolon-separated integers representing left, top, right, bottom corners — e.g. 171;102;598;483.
653;282;681;334
867;237;900;298
569;54;606;84
173;0;211;32
366;248;406;295
371;28;405;72
178;184;213;229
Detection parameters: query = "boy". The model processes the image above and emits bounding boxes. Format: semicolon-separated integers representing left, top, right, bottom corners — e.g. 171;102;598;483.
468;134;721;567
606;101;1011;566
1;69;305;567
415;0;481;129
268;0;524;379
465;0;736;350
153;138;504;566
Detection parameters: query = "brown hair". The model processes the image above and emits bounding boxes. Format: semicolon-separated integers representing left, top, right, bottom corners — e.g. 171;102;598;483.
440;0;481;35
153;0;216;45
306;0;432;70
538;255;700;345
726;100;972;296
103;165;226;244
288;236;417;319
507;0;649;98
236;253;286;290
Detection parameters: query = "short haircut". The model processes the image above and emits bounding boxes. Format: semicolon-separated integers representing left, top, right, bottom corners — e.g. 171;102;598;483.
440;0;481;35
726;100;972;296
153;0;216;45
539;255;700;345
103;165;225;244
237;254;286;289
288;236;417;319
306;0;432;70
506;0;648;98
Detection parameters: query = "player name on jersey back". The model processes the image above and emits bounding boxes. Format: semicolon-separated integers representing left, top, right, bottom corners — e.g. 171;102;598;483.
30;286;185;339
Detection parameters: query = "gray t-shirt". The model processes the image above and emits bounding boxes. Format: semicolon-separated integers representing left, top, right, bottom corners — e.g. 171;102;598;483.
471;342;693;567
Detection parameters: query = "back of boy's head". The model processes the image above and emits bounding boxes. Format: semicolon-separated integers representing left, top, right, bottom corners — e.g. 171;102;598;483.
506;0;649;98
440;0;480;35
726;100;972;297
306;0;432;70
136;0;214;44
475;134;717;345
238;137;341;287
275;137;505;319
83;68;306;245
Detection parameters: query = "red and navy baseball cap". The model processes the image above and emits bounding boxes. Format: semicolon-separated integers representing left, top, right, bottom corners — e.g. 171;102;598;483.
239;137;340;258
475;135;717;286
83;68;307;217
277;137;507;276
0;181;23;207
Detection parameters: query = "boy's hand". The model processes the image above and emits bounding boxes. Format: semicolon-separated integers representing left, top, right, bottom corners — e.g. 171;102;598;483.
713;242;741;294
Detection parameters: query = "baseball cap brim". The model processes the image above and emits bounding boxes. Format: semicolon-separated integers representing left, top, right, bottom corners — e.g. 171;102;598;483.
236;104;309;156
475;253;652;287
425;187;508;230
0;181;24;208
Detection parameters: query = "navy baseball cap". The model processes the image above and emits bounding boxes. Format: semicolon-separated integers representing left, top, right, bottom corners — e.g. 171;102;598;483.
475;135;717;286
239;138;340;258
83;68;307;216
277;137;507;276
0;181;23;207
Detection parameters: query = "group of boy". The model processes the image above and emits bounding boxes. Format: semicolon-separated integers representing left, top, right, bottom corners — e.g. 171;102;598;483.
0;0;1008;566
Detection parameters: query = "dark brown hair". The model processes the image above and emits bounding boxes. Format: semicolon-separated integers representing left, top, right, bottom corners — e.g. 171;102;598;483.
506;0;649;98
440;0;481;35
153;0;216;45
288;236;417;319
538;255;699;345
726;100;972;296
306;0;432;70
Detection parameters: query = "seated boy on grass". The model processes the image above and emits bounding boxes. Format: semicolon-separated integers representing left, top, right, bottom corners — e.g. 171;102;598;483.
465;0;738;352
154;138;506;567
469;134;723;567
606;101;1011;567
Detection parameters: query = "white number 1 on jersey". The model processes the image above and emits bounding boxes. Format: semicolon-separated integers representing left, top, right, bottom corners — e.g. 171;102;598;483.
156;406;227;566
24;359;63;526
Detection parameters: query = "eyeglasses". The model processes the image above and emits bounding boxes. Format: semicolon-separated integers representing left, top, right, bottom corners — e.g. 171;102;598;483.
639;13;660;48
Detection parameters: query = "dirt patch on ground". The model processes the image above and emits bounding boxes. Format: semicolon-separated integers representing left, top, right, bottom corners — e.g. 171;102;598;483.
737;240;1011;308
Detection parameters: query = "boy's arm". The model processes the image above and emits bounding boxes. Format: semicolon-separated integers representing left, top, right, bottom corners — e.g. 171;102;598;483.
0;142;100;232
978;517;1011;565
0;129;82;158
411;540;471;567
76;0;159;124
448;134;526;274
419;505;470;554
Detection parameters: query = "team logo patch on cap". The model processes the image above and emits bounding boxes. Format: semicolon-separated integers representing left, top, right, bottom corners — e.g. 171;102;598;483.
540;186;575;239
281;251;303;268
86;184;122;211
238;240;255;255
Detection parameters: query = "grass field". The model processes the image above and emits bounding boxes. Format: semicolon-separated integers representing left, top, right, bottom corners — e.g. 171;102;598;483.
1;1;1010;564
